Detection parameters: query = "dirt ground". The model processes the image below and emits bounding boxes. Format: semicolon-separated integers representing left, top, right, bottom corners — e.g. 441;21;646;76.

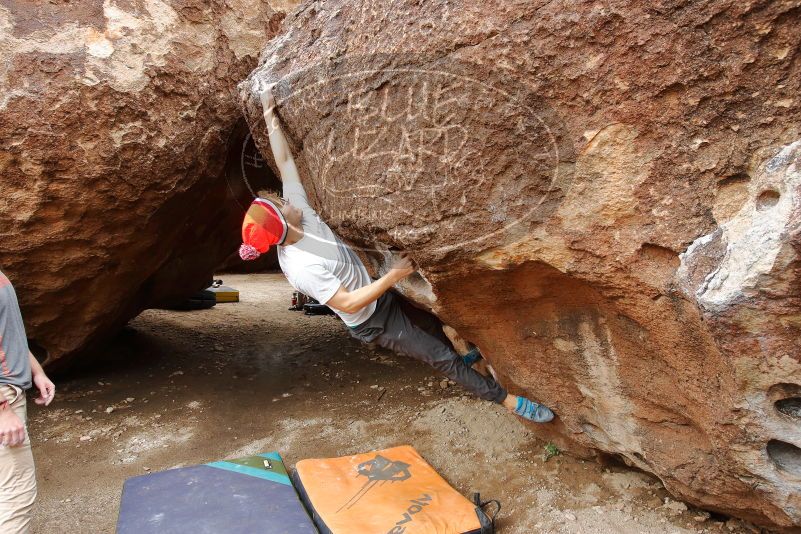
27;274;765;533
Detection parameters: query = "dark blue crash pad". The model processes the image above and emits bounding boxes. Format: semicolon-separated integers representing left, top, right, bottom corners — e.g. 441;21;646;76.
116;452;317;534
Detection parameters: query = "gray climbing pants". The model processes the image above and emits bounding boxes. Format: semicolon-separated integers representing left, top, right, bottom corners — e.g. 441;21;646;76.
349;291;507;404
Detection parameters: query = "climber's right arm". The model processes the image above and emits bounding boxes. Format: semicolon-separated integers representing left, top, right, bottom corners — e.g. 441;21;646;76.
327;253;416;314
256;79;302;187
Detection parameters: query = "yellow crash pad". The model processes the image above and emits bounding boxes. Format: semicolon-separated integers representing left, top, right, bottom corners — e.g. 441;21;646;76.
208;285;239;303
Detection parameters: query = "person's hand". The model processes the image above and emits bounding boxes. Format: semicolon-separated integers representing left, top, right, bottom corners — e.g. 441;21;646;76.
0;408;26;447
252;78;276;110
389;252;415;281
32;372;55;406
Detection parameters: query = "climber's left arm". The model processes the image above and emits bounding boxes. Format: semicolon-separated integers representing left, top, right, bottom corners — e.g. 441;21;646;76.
29;351;55;406
254;78;302;190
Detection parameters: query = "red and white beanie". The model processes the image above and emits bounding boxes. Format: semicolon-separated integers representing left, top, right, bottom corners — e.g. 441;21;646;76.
239;197;288;261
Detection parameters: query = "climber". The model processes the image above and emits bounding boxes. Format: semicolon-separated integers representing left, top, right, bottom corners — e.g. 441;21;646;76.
238;79;554;424
0;270;56;533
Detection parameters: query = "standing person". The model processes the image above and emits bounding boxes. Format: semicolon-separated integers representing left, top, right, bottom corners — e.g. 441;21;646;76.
238;79;554;424
0;270;56;533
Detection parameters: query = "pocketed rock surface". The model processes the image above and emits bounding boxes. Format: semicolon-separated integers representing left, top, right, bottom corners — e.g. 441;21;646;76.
29;274;763;534
240;1;801;529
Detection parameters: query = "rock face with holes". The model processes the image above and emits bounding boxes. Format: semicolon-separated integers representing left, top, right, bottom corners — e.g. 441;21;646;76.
241;0;801;529
0;0;292;366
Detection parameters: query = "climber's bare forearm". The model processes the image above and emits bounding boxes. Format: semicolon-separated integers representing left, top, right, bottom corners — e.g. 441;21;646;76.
262;94;301;186
327;257;415;314
327;276;395;315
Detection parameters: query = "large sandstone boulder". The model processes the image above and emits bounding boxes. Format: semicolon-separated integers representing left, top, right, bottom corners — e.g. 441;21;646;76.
241;0;801;529
0;0;291;366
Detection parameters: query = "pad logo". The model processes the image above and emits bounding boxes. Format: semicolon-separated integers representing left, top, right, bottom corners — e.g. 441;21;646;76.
337;454;411;512
386;494;433;534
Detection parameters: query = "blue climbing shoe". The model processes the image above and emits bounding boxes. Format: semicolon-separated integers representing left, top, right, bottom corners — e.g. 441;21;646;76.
462;347;483;367
514;396;555;423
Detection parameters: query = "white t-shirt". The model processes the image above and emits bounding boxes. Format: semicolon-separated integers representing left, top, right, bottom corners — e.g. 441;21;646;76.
277;182;377;326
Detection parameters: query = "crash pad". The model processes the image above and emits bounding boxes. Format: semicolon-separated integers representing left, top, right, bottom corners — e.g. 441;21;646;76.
116;452;316;534
208;284;239;303
292;445;493;534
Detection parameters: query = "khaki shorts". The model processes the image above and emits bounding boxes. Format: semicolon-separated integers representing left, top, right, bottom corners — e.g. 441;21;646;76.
0;385;36;534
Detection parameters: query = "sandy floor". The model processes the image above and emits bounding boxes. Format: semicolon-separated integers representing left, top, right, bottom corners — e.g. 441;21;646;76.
27;274;765;533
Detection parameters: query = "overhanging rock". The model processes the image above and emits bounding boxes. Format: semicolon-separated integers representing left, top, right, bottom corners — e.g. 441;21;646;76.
240;0;801;529
0;0;291;366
